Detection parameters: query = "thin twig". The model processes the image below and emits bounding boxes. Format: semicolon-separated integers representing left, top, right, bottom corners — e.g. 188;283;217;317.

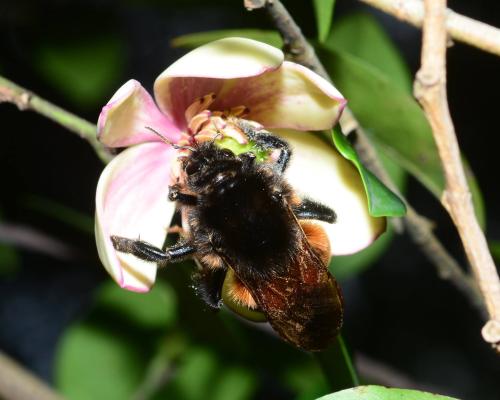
246;0;486;316
0;351;66;400
0;76;111;164
414;0;500;351
358;0;500;57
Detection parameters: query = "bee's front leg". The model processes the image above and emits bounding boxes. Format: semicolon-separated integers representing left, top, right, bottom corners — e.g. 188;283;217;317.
238;122;292;174
111;236;196;268
293;198;337;224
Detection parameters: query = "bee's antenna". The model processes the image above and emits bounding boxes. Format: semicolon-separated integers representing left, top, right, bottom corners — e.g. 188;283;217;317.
145;126;196;152
210;132;223;145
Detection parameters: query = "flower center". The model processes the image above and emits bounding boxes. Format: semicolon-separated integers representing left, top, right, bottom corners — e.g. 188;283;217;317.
183;93;262;146
171;93;273;183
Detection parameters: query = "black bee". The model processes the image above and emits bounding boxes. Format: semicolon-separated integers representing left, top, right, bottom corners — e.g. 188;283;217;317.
111;128;343;351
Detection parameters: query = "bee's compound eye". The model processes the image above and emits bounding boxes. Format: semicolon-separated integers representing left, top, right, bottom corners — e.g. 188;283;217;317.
185;161;200;175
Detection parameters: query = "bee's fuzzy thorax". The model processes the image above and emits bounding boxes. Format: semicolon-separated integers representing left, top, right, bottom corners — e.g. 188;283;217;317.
183;143;299;279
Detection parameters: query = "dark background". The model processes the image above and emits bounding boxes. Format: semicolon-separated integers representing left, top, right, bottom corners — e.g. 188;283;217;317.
0;0;499;399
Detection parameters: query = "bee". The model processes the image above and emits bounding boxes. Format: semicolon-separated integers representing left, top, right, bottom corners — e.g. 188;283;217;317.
111;126;343;351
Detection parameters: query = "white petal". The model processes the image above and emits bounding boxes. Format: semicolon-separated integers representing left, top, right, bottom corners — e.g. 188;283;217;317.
95;142;177;291
98;80;183;148
215;61;346;131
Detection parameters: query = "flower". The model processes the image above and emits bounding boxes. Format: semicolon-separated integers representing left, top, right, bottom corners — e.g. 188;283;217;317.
95;37;385;292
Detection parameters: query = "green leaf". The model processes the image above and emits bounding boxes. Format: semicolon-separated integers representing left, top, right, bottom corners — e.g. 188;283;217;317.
56;323;147;400
332;126;406;217
154;347;218;400
321;46;444;197
56;281;178;400
96;280;177;330
316;385;458;400
35;36;125;108
328;13;411;93
171;30;282;50
211;367;257;400
314;335;359;392
329;142;407;279
313;0;336;43
283;361;329;400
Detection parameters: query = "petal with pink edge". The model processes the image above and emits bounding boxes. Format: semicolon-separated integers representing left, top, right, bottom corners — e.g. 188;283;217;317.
215;61;346;132
154;37;284;130
98;79;183;148
273;129;386;255
95;142;178;292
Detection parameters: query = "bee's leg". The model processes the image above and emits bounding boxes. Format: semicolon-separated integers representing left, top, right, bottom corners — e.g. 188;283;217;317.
168;186;197;205
192;267;226;310
111;236;196;268
293;198;337;223
240;125;292;174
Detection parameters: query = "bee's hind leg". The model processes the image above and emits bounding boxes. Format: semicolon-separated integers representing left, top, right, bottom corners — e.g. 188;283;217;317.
111;236;196;268
293;198;337;224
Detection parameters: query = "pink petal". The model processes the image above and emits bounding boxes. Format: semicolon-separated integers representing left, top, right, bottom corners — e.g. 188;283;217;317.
154;37;284;130
98;80;183;148
95;142;178;292
273;129;386;255
214;61;346;131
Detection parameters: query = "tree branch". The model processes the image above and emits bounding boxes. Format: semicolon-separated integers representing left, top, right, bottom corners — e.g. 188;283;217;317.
414;0;500;352
0;351;65;400
245;0;486;318
358;0;500;57
0;76;111;164
353;128;485;318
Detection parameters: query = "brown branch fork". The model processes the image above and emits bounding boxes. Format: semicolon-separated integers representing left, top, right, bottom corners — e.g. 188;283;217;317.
414;0;500;352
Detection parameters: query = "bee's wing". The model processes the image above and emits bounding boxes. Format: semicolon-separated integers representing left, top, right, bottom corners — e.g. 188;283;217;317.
223;214;343;351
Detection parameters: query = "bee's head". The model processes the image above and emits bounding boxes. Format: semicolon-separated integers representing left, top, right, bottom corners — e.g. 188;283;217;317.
182;143;257;195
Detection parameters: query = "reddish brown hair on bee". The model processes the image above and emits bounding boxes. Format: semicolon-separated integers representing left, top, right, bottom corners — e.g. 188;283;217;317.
227;274;258;310
300;221;331;265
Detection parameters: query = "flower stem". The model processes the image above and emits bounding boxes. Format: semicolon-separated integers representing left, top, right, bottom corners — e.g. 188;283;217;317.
314;334;360;391
0;75;112;164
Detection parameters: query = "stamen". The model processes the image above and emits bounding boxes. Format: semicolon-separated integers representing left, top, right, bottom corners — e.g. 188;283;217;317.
184;93;217;123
